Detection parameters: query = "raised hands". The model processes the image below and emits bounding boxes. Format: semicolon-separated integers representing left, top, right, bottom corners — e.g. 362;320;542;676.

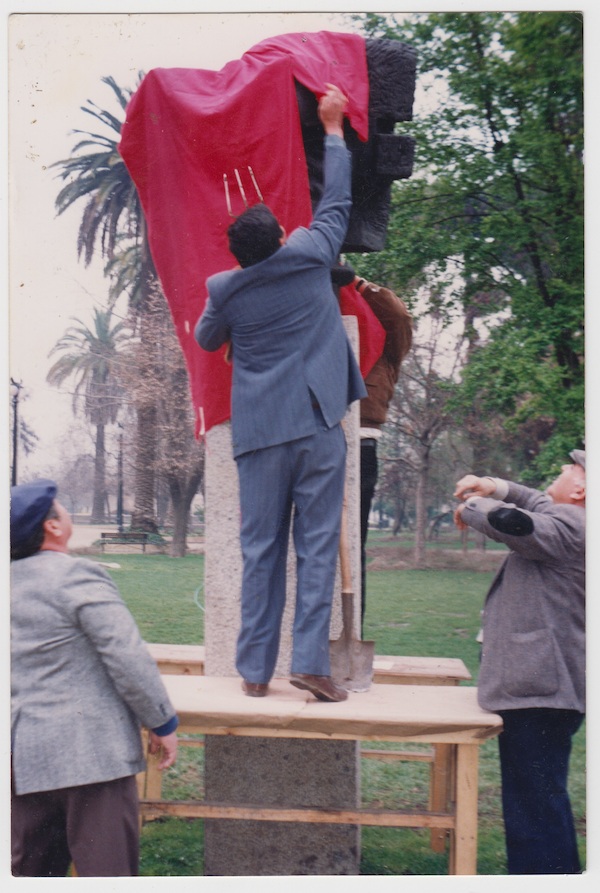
318;83;349;137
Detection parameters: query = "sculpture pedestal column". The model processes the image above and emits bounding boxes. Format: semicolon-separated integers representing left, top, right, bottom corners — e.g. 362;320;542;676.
202;319;363;876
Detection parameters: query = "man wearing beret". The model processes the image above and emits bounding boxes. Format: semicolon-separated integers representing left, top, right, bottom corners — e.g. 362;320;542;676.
453;451;585;874
10;479;179;877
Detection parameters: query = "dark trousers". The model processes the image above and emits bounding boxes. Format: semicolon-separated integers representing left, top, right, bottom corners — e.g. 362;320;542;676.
360;440;379;632
497;708;584;874
11;774;139;877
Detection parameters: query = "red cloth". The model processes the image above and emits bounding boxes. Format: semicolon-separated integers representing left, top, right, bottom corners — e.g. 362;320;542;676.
119;31;382;436
339;283;386;379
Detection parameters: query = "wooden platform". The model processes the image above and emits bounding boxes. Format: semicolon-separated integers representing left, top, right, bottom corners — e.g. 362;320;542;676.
141;676;501;875
144;642;473;855
372;654;471;686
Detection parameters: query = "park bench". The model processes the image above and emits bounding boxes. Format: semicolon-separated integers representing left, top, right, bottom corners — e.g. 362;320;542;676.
143;644;472;854
100;531;150;552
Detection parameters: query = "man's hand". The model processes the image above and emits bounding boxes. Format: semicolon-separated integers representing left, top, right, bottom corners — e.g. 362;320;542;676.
148;731;178;769
453;504;469;531
318;84;348;138
454;474;496;501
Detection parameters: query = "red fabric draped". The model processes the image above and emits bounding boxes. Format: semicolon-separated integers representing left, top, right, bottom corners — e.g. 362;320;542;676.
119;31;383;436
339;283;386;378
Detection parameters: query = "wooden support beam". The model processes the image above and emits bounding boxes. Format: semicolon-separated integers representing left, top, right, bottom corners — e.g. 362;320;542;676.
139;799;456;830
361;747;434;763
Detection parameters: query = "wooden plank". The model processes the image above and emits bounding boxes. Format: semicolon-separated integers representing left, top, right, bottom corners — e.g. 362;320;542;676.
147;643;206;676
361;748;434;763
147;644;206;662
145;645;472;685
373;655;472;684
139;799;456;830
429;742;453;853
161;676;502;744
451;743;480;875
144;749;164;801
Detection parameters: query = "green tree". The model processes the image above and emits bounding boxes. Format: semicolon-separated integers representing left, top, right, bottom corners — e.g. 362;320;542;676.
47;307;129;523
353;11;584;479
379;309;461;566
52;75;162;531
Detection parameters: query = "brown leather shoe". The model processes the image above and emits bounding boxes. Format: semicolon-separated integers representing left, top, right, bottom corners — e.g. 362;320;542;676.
242;680;268;697
289;674;348;702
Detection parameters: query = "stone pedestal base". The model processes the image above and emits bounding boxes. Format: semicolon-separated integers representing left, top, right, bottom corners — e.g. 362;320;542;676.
204;738;360;876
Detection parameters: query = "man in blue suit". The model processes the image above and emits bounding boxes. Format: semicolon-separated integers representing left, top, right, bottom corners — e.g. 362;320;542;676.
196;85;366;701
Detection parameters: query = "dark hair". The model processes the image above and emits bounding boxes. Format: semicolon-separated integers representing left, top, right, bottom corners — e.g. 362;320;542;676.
10;502;59;561
227;203;282;268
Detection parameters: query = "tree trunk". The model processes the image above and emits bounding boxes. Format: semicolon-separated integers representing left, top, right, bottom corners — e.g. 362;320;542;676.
130;403;159;533
413;460;428;567
169;469;203;557
130;276;160;534
393;497;406;535
461;528;469;554
475;529;487;552
156;476;170;528
90;423;107;524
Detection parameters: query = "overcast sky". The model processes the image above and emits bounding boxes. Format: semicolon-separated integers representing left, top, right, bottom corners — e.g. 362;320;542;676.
6;5;368;480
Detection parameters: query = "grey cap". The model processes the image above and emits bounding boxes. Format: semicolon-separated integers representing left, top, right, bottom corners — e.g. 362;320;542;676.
570;449;585;470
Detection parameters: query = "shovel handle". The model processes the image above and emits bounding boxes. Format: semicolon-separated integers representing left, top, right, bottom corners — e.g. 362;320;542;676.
338;491;353;593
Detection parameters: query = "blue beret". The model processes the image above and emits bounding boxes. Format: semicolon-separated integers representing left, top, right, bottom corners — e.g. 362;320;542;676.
10;479;57;548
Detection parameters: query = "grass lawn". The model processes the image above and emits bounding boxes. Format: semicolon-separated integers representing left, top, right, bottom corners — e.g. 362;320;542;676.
86;543;585;876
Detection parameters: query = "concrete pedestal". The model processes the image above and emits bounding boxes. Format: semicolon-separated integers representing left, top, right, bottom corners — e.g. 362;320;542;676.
202;319;363;875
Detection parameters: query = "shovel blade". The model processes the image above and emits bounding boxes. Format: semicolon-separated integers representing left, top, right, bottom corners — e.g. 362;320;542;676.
330;637;376;692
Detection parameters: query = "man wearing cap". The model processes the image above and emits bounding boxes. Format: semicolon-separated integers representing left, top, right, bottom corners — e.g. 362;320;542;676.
10;479;179;877
453;451;586;874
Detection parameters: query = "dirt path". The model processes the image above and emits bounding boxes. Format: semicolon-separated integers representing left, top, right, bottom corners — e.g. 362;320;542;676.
366;543;506;572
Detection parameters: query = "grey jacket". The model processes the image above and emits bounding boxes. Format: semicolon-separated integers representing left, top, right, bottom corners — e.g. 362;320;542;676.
195;134;366;459
11;550;176;795
462;482;585;714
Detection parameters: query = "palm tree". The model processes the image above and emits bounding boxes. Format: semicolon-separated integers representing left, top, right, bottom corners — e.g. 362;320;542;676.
53;76;144;266
52;75;161;532
47;308;129;523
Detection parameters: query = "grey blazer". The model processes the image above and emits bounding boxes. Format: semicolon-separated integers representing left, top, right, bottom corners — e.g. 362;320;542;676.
462;482;585;714
195;134;367;459
11;550;176;795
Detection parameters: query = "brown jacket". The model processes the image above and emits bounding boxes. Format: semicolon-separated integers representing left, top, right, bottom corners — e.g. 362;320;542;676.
357;280;412;427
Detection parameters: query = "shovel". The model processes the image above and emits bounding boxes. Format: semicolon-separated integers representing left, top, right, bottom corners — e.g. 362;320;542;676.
329;497;375;692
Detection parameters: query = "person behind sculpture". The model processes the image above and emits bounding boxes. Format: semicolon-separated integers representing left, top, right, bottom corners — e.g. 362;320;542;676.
195;85;366;703
10;479;179;877
453;452;585;874
354;275;412;633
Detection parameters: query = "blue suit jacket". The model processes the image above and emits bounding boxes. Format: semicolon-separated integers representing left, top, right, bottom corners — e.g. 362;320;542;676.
195;135;367;458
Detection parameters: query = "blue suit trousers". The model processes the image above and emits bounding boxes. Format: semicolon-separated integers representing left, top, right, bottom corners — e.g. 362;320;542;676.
498;707;584;874
235;411;346;683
